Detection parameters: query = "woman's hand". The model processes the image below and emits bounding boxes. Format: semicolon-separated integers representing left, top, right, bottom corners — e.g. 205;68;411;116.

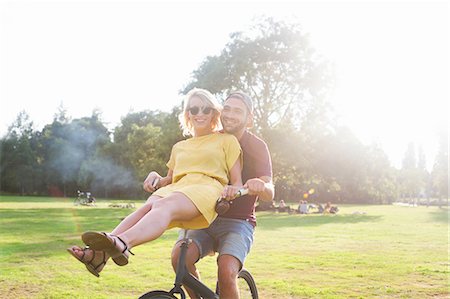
143;171;162;193
221;185;244;201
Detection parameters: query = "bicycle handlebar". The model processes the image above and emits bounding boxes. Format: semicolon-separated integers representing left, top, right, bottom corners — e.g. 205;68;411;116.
233;188;249;198
215;188;248;215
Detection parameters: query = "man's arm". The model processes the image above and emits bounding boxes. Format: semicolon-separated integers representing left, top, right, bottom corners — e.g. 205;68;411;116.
244;176;274;202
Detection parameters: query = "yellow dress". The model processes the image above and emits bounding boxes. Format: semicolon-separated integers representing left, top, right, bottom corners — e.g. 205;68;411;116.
153;133;242;229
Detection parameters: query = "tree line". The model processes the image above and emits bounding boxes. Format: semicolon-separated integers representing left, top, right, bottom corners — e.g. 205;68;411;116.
1;17;447;204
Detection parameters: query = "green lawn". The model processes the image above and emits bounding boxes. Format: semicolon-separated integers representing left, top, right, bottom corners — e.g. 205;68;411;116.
0;196;448;298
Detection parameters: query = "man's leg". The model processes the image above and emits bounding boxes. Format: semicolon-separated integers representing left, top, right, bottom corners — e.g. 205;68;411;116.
171;227;214;299
217;254;241;299
214;218;254;299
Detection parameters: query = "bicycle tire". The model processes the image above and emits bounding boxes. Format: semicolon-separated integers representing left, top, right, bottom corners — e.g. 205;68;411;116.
215;269;258;299
237;269;258;299
73;198;81;206
138;290;178;299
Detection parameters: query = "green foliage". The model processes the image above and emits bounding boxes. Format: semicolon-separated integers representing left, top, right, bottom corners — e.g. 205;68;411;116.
0;107;186;199
0;105;188;198
108;108;184;196
184;16;333;134
0;111;41;195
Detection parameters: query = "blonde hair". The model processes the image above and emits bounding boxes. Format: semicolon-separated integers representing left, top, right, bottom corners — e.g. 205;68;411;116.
179;88;222;136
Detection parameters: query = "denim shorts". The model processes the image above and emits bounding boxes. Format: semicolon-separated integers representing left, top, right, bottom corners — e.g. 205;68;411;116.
177;217;255;268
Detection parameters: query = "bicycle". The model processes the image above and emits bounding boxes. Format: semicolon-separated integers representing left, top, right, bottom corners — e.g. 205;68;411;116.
73;190;96;206
139;189;259;299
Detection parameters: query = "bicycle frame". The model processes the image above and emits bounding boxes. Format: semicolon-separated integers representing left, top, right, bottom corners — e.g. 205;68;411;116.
170;238;218;299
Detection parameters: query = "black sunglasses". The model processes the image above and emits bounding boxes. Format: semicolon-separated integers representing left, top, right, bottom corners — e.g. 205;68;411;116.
188;106;214;115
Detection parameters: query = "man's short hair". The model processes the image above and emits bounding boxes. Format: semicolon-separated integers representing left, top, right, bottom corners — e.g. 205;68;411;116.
225;91;253;113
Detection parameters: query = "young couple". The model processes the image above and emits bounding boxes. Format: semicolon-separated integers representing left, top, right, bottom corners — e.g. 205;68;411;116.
68;88;274;299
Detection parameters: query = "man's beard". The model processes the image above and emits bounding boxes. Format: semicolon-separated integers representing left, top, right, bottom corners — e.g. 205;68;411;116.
223;121;246;134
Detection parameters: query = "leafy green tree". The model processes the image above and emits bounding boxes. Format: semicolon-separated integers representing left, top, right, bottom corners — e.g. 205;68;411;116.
183;16;333;135
0;111;41;195
108;108;183;197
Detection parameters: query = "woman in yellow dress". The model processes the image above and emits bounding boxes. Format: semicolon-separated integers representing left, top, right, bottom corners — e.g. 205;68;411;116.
67;88;242;276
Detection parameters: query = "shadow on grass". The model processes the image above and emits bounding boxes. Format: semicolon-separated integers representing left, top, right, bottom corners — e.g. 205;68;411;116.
0;207;177;259
0;208;133;235
256;212;382;230
0;196;71;203
0;208;383;258
428;207;449;223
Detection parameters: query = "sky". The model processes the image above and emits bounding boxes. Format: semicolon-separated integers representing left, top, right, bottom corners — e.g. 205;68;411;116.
0;0;448;171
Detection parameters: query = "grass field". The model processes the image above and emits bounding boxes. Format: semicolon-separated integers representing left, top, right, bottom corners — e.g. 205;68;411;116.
0;196;448;298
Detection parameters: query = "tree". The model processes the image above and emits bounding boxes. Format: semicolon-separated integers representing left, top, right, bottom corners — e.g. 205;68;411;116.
0;111;41;195
183;16;333;135
431;128;449;206
54;102;71;124
364;144;398;204
399;142;422;201
107;108;184;197
182;17;338;202
417;145;431;199
38;111;111;197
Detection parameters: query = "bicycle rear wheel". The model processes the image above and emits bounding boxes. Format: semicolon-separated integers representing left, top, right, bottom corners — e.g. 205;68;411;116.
237;269;258;299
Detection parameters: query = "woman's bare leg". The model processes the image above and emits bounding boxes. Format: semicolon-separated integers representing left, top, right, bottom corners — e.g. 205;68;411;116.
110;195;161;235
118;192;201;248
70;195;161;267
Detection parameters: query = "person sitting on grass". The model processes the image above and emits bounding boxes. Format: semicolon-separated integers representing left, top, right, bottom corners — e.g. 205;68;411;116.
298;200;309;214
67;88;243;277
278;199;291;213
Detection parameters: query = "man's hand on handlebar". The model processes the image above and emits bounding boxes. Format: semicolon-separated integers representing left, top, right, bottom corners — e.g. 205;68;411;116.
244;178;266;195
216;186;248;215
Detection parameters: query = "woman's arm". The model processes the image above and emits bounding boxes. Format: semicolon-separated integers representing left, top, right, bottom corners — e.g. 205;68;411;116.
221;159;243;199
229;158;242;186
159;169;173;187
143;169;173;193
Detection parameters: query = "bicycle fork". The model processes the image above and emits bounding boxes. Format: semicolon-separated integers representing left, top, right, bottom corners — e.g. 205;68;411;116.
171;240;218;299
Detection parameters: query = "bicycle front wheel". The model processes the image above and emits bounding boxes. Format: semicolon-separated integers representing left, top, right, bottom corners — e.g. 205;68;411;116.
237;269;258;299
138;290;178;299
